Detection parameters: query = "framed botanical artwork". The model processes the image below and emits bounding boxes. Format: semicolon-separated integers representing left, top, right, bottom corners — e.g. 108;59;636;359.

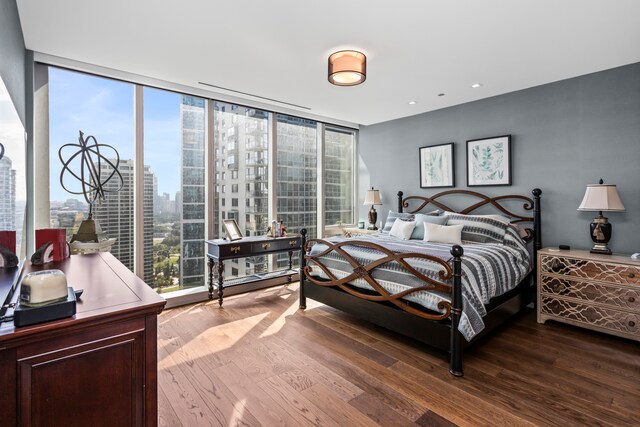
222;219;243;241
419;143;455;188
466;135;511;186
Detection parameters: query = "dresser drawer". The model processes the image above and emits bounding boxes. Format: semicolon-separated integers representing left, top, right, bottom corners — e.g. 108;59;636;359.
540;275;640;311
208;241;252;258
251;238;300;253
540;255;640;286
540;295;639;339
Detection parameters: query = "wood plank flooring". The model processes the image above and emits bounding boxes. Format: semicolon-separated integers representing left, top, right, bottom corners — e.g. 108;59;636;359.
157;284;640;426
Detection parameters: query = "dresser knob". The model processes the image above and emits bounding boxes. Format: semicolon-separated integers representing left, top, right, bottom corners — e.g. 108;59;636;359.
629;321;636;328
630;296;636;303
262;243;271;250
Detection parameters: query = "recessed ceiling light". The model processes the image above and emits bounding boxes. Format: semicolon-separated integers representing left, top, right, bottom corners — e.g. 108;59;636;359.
408;101;417;105
471;83;483;88
437;93;445;97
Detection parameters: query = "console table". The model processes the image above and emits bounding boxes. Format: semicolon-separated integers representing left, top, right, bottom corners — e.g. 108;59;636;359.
0;253;166;426
206;234;302;306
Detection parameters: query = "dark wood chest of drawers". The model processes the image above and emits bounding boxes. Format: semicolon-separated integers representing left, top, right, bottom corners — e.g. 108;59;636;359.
537;248;640;341
0;253;166;426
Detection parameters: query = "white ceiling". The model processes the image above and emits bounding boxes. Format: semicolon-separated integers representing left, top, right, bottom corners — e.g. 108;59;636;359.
16;0;640;126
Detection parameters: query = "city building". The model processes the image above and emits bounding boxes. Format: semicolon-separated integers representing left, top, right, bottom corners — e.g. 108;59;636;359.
0;156;16;231
179;95;206;288
92;159;154;283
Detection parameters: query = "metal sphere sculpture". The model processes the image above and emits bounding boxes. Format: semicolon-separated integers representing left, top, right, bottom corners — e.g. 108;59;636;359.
58;130;124;217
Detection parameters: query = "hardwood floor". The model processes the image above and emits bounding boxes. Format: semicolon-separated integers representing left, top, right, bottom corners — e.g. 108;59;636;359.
157;284;639;426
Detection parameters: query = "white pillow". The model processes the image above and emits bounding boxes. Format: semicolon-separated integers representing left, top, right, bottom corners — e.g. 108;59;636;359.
423;223;463;245
389;218;416;240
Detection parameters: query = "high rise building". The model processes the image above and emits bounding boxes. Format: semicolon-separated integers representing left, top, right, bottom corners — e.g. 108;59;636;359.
214;103;270;277
143;165;155;282
179;96;206;288
92;159;154;282
152;175;159;216
0;156;16;230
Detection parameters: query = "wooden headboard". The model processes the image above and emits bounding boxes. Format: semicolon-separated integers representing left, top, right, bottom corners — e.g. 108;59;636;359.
397;188;542;251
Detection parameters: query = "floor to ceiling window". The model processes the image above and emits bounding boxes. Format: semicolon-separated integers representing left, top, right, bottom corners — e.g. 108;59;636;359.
40;65;357;298
0;77;27;259
49;68;135;271
324;127;355;226
214;102;270;276
143;88;206;293
276;114;318;239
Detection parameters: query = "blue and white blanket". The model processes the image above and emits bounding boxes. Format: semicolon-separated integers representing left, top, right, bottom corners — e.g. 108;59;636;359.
306;227;531;340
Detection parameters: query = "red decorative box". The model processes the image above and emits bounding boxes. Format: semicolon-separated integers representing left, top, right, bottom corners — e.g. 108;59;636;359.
0;231;16;253
35;228;70;262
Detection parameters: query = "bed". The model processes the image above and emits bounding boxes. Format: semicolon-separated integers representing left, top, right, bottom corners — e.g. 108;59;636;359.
298;188;542;376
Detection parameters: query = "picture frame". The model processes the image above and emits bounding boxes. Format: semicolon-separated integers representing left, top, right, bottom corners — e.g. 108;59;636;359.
466;135;511;186
222;219;243;241
419;143;455;188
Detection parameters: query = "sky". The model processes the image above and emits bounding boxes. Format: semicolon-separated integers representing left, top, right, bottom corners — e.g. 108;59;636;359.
0;76;27;201
49;68;182;202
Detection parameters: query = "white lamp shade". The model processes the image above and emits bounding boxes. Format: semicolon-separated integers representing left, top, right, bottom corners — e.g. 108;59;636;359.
578;184;625;212
363;189;382;206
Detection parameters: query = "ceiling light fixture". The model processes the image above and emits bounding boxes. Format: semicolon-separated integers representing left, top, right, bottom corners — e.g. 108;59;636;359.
408;101;417;105
328;50;366;86
471;83;483;88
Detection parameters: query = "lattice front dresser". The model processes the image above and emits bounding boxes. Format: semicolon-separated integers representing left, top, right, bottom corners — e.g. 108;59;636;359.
537;248;640;341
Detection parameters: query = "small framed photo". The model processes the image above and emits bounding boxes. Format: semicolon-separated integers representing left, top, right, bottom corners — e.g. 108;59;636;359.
466;135;511;186
419;143;455;188
222;219;243;241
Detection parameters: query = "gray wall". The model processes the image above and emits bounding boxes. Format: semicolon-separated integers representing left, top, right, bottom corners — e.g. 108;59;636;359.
0;0;26;124
359;63;640;255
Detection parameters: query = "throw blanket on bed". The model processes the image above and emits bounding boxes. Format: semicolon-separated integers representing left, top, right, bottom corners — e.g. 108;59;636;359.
306;227;531;340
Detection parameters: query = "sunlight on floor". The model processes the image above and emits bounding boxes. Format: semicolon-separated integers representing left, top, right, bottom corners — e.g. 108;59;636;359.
258;297;300;339
228;398;247;427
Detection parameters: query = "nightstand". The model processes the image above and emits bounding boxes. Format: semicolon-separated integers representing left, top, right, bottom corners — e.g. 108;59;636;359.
537;248;640;341
342;227;379;238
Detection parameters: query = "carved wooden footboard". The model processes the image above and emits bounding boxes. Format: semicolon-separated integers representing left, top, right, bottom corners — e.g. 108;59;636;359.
298;231;465;376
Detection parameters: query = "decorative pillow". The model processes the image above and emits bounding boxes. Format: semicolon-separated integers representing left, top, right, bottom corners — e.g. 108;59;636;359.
423;223;463;246
410;213;448;240
389;219;416;240
381;210;415;233
509;223;531;239
444;213;509;243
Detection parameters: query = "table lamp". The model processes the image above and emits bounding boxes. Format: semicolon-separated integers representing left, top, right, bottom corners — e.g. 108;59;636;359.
363;188;382;230
577;179;625;255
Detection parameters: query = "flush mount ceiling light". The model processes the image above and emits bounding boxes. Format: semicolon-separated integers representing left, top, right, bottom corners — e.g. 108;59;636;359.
328;50;366;86
471;83;483;88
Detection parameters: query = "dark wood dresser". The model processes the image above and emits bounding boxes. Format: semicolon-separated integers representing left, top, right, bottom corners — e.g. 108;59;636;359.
0;253;166;426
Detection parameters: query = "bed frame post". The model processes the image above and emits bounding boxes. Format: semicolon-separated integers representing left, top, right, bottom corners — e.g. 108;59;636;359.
531;189;542;304
532;188;542;253
449;244;464;377
299;228;307;310
397;191;404;213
